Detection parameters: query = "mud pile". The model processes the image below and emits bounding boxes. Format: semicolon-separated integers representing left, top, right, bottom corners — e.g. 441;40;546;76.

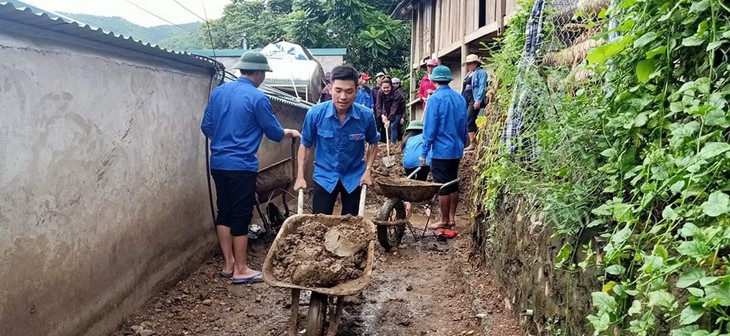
370;143;405;205
459;151;477;194
271;217;370;288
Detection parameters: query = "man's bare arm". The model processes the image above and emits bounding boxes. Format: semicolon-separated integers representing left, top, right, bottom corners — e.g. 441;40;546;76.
293;144;312;191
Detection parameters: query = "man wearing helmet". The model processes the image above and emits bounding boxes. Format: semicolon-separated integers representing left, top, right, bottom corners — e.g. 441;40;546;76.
201;51;301;284
419;65;467;235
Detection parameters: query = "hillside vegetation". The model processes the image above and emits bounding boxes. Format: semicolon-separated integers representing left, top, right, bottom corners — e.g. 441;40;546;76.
60;12;204;50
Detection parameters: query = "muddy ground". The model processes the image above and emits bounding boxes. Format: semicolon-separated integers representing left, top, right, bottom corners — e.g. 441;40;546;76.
112;215;522;336
112;150;522;336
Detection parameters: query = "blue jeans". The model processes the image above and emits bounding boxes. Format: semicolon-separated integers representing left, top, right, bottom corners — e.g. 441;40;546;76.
389;114;401;143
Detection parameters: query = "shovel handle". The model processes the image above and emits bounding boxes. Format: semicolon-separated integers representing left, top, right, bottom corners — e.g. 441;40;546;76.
384;123;391;156
358;184;367;216
297;188;304;215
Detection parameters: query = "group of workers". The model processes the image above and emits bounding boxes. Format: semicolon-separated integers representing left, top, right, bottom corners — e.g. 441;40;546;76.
201;50;488;284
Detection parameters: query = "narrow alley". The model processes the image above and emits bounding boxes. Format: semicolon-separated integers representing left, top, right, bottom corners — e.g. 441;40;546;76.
112;212;522;336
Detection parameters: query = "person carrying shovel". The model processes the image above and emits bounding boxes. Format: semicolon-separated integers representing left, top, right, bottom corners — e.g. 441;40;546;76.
201;51;301;284
419;65;467;236
294;65;380;215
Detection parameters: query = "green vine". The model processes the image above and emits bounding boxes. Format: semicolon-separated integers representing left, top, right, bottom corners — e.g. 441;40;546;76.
474;0;730;334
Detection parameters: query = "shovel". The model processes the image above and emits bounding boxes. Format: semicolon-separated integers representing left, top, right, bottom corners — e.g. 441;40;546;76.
382;122;396;168
324;185;369;257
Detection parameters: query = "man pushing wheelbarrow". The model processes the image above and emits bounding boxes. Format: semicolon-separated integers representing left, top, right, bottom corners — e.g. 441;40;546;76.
293;65;380;215
265;65;380;336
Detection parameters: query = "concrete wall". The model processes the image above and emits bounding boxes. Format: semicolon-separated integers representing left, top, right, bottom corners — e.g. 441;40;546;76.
0;23;218;336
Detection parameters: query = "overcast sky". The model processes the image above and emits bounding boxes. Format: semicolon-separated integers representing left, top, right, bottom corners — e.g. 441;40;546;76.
21;0;230;27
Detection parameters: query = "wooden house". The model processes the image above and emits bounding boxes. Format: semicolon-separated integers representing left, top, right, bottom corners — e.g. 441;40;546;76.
394;0;520;120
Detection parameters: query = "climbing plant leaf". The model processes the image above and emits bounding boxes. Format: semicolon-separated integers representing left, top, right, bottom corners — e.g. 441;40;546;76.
677;269;705;288
636;59;656;82
679;304;704;325
701;192;730;217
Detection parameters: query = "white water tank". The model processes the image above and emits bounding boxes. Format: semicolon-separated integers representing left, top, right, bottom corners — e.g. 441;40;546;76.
261;41;325;104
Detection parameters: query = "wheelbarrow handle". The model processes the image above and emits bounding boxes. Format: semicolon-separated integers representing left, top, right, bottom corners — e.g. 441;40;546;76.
290;138;298;183
406;166;421;179
297;188;304;215
358;184;368;216
439;178;460;192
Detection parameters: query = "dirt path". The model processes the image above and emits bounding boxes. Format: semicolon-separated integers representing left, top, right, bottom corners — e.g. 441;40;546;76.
112;210;521;336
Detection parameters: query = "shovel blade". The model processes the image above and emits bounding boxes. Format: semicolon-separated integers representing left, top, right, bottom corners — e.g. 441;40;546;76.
325;228;367;257
383;156;396;168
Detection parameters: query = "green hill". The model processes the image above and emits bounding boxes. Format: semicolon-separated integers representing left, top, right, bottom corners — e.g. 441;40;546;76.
59;12;203;49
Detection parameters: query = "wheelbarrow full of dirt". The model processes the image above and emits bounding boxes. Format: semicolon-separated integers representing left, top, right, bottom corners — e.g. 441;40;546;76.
373;168;459;250
263;186;375;336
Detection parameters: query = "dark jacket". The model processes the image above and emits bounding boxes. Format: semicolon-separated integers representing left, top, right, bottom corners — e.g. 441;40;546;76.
376;89;406;122
371;85;381;112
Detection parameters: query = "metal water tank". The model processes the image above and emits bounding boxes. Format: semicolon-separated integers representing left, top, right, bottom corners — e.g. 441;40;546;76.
260;41;325;104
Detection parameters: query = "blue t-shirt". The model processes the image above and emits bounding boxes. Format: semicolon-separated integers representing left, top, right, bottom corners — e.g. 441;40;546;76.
422;85;468;160
201;77;285;171
354;86;373;108
402;134;432;169
301;101;381;193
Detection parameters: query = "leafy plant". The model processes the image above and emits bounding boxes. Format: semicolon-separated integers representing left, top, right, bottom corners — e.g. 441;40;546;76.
473;0;730;334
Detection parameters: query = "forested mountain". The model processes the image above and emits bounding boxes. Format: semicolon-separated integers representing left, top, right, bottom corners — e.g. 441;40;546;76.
60;12;204;50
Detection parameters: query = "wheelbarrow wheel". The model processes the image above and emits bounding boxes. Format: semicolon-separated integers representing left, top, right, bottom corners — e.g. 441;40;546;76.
376;198;406;251
266;203;284;233
306;293;328;336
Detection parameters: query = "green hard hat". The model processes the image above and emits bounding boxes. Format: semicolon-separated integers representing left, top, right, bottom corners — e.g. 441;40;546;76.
232;51;272;71
406;120;423;131
429;65;453;82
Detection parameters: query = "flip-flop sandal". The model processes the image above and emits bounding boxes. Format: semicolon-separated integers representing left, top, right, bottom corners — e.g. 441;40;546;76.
440;228;459;239
219;270;233;278
232;271;264;284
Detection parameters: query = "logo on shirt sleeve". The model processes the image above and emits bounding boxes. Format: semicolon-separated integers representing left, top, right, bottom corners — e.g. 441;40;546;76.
349;133;365;141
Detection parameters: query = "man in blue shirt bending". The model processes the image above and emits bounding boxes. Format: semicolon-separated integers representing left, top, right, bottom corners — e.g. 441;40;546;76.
419;65;468;231
294;66;380;215
201;51;300;284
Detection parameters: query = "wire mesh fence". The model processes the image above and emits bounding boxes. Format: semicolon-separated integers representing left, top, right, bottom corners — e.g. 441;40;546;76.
492;0;610;161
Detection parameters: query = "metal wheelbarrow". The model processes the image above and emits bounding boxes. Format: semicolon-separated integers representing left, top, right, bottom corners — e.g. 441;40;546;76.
249;139;298;239
373;167;459;251
262;186;375;336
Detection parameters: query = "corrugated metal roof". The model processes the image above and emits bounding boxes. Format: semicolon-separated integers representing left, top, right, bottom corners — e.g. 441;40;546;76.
189;48;347;58
222;71;314;110
0;2;220;70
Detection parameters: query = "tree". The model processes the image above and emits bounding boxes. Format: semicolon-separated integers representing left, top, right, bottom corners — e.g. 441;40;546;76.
200;0;410;74
205;1;285;49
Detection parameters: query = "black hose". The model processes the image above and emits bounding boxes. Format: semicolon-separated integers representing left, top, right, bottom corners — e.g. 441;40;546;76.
205;67;226;226
206;137;216;225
